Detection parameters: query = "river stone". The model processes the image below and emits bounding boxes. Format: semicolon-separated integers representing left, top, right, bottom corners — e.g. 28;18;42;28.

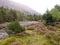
0;29;9;40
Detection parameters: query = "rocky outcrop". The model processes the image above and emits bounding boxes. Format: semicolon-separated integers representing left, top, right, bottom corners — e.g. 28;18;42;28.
0;29;9;40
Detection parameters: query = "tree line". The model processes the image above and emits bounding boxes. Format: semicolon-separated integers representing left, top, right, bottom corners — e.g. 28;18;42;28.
43;5;60;25
0;5;60;25
0;7;42;23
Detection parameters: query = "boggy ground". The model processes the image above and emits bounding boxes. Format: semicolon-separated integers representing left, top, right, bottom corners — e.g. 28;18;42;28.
0;22;60;45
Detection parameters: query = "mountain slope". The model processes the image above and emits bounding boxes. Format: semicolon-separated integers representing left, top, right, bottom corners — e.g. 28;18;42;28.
0;0;40;15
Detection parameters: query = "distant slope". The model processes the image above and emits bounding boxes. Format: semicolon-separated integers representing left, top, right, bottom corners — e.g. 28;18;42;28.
0;0;40;15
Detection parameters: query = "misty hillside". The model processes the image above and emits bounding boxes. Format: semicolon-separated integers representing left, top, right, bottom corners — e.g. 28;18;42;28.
0;0;40;15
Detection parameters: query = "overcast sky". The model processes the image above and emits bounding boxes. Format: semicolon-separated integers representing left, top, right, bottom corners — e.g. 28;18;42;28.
11;0;60;14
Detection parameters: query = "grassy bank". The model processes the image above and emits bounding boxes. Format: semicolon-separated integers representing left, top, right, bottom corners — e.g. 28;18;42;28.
0;30;49;45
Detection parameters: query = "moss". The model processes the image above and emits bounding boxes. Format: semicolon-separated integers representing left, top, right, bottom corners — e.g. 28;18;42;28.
0;37;16;45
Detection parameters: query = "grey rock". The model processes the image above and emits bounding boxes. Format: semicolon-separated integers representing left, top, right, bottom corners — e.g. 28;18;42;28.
0;29;9;40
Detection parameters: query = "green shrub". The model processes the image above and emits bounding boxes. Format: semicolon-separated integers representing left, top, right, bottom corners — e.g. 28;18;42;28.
6;21;25;34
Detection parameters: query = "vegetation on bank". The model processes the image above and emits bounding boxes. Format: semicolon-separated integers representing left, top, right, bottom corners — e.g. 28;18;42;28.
0;21;60;45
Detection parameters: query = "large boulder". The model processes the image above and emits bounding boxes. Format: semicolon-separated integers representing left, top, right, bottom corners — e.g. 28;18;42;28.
0;29;9;40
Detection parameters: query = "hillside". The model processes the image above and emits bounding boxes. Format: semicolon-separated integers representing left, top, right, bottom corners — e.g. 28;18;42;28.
0;0;40;15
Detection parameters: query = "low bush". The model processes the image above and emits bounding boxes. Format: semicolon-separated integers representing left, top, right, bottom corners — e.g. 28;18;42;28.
6;21;25;34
